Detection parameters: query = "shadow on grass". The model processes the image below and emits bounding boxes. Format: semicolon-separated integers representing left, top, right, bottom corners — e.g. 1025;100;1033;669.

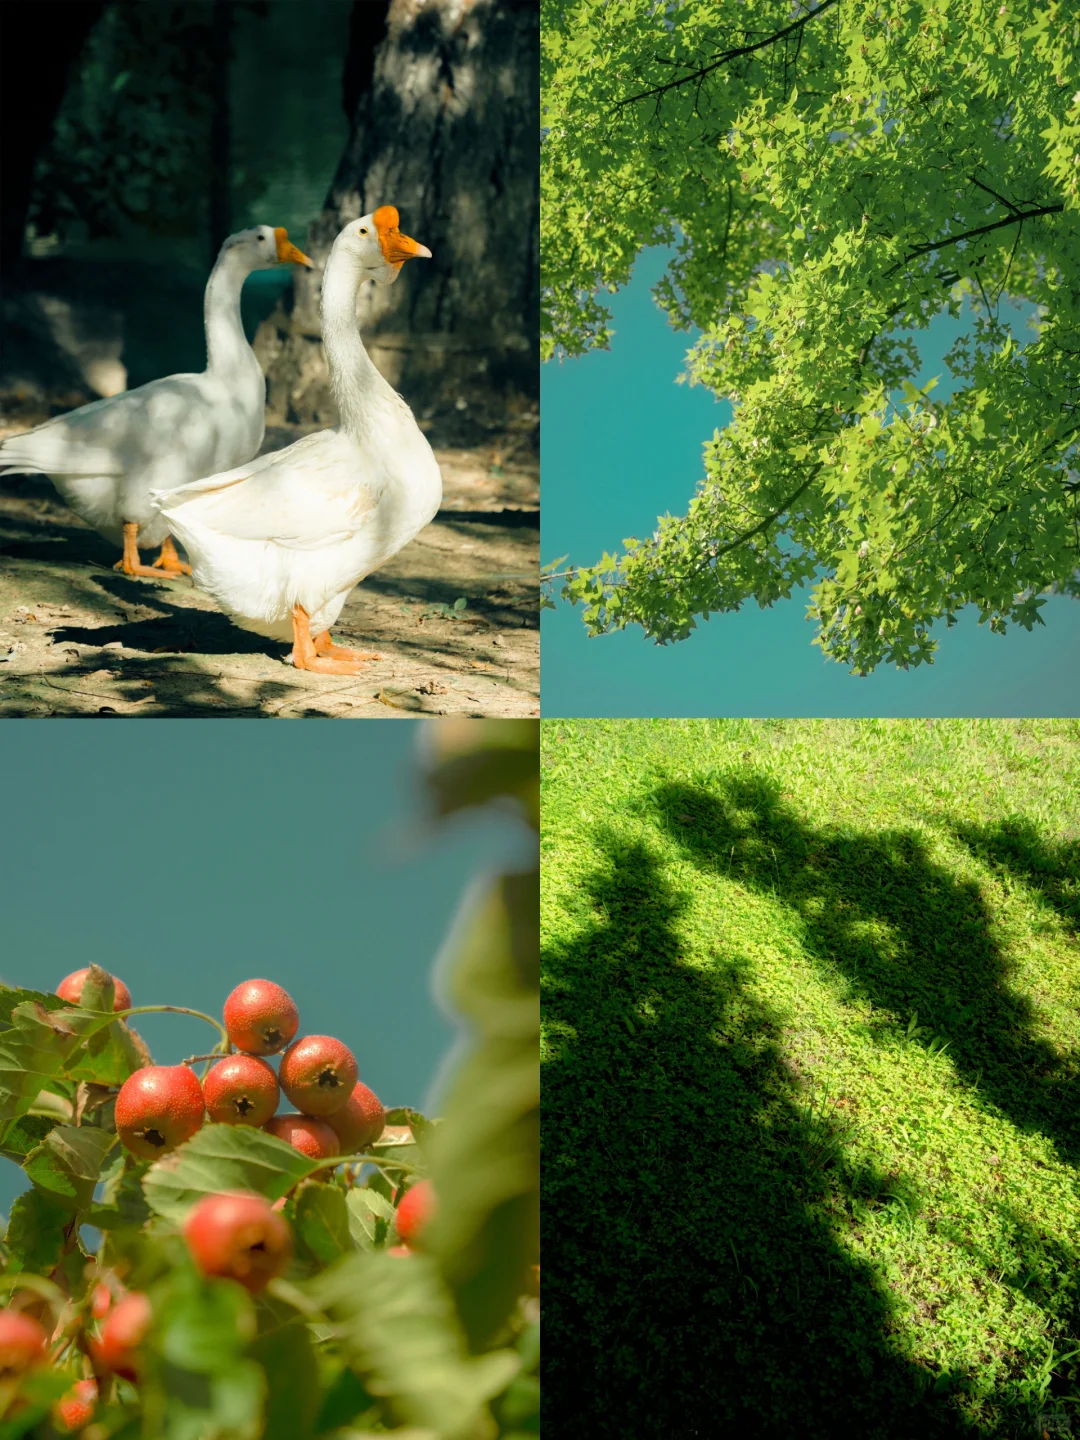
952;816;1080;942
652;773;1080;1168
542;771;1080;1438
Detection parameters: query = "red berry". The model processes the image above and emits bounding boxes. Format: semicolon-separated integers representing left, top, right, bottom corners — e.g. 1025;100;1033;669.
203;1054;279;1127
395;1179;436;1248
56;968;132;1012
0;1309;48;1377
115;1065;204;1160
223;980;298;1055
94;1291;151;1381
263;1113;339;1161
323;1081;384;1153
91;1283;113;1319
182;1191;292;1294
54;1378;97;1432
278;1035;358;1116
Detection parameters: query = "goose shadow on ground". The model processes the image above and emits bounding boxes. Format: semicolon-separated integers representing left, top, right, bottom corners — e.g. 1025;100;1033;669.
542;772;1080;1439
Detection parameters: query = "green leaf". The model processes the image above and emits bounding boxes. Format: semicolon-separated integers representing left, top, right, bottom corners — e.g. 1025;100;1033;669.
142;1123;328;1224
249;1322;320;1440
314;1364;378;1434
427;870;540;1349
141;1269;264;1440
345;1186;395;1248
307;1249;520;1439
89;1153;151;1231
0;1001;81;1127
3;1187;71;1273
295;1181;352;1264
453;596;468;611
0;1114;58;1162
23;1125;118;1211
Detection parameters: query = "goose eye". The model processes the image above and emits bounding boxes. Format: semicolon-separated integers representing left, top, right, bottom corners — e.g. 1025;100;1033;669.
358;227;368;236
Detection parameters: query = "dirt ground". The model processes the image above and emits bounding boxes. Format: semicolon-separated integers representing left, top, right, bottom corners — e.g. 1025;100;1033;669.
0;421;538;718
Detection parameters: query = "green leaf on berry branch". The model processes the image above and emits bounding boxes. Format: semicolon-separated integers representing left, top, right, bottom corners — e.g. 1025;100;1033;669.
141;1123;331;1224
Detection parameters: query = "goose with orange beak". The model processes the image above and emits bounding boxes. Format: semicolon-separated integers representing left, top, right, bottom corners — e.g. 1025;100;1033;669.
154;207;442;672
0;226;312;576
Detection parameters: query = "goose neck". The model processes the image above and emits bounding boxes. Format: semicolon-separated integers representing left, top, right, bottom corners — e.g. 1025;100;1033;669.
320;247;389;437
204;249;258;378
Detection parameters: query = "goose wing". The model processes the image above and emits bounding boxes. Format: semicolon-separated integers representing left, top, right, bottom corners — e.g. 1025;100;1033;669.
155;430;379;551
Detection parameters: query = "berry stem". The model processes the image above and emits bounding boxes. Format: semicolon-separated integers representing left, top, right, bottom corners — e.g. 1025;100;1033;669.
335;1151;421;1176
118;1006;229;1046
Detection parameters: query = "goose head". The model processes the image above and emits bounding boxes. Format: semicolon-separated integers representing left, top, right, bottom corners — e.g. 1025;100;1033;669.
337;207;432;286
219;225;313;273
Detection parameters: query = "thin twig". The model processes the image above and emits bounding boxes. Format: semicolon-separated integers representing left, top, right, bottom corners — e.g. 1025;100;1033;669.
615;0;841;108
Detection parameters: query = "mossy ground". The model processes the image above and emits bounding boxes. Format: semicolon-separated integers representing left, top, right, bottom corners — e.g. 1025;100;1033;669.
541;719;1080;1438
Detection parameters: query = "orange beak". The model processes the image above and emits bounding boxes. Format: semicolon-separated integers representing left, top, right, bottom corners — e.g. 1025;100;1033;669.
372;205;432;267
274;227;313;267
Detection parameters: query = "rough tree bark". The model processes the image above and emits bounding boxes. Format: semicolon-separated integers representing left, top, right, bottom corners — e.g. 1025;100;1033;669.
255;0;539;434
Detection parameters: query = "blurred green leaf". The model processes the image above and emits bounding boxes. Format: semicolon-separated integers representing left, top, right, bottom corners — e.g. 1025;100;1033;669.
314;1364;378;1434
307;1248;519;1438
23;1124;117;1211
421;720;539;831
141;1269;264;1440
428;872;540;1349
250;1321;320;1440
143;1124;326;1224
3;1187;71;1273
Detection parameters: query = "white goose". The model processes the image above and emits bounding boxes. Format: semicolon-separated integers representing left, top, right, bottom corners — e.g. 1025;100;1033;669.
154;207;441;673
0;226;312;577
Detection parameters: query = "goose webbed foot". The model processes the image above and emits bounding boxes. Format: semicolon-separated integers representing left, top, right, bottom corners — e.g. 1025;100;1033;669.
151;536;193;576
290;605;383;674
114;522;179;579
313;630;384;664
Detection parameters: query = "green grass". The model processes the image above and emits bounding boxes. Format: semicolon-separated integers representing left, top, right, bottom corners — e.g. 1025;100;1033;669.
541;719;1080;1439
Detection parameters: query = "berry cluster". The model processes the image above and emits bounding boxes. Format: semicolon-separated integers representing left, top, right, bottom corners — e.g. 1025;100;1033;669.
0;968;438;1430
111;975;386;1162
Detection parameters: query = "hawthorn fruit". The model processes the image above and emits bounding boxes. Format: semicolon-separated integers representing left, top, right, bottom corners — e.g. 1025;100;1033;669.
263;1113;340;1161
56;968;132;1012
115;1065;205;1159
93;1291;152;1381
0;1309;48;1377
395;1179;436;1249
278;1035;358;1116
203;1053;279;1127
53;1378;97;1433
182;1191;292;1294
223;979;299;1055
324;1080;385;1153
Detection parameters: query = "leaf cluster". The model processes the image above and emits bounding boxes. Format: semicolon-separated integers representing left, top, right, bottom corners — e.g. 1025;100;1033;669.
542;0;1080;669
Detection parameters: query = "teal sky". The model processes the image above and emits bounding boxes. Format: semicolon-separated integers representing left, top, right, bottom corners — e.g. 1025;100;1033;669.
542;248;1080;717
0;721;527;1217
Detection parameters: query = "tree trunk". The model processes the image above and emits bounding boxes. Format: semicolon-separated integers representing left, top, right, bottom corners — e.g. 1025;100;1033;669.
0;1;105;282
255;0;538;435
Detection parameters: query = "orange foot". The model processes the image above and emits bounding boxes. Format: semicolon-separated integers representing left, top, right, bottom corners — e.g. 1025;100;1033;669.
151;536;192;576
290;606;382;674
114;522;178;579
313;630;384;664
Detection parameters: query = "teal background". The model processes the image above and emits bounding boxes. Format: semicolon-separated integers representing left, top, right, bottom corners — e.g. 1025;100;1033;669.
0;720;525;1218
542;248;1080;717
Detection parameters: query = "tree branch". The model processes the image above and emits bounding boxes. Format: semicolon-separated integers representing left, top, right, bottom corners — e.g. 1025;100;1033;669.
615;0;842;109
884;203;1064;276
708;465;822;564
